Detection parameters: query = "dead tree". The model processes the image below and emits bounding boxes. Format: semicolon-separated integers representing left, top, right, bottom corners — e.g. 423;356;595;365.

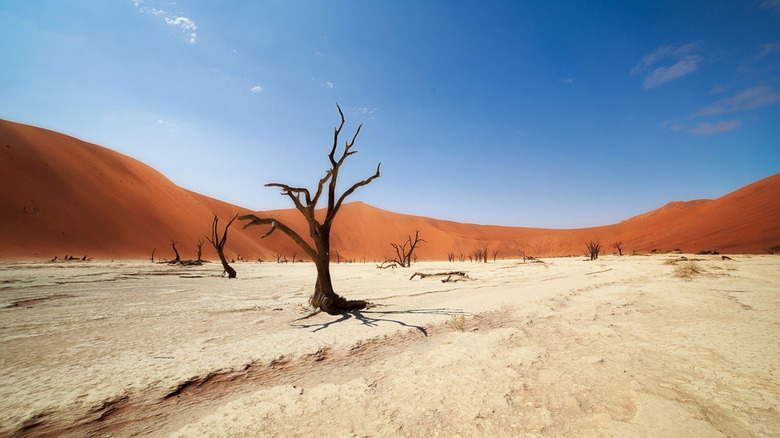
612;241;624;256
196;238;205;262
150;248;156;263
206;213;238;278
240;104;381;314
473;247;488;263
170;240;180;263
447;251;455;262
586;240;601;261
388;230;425;267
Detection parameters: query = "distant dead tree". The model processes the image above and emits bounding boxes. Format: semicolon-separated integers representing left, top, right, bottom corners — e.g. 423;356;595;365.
273;253;283;263
447;250;455;262
291;253;297;264
388;230;425;268
612;241;624;256
586;240;601;261
763;245;780;254
170;240;180;263
473;246;488;263
150;248;156;263
196;238;205;262
492;249;499;262
240;104;381;314
206;213;238;278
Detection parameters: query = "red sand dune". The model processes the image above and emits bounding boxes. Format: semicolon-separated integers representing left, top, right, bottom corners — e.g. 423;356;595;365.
1;119;779;261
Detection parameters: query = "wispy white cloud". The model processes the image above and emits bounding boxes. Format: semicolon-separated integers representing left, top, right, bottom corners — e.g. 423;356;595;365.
689;120;742;135
165;16;197;44
354;106;377;120
325;81;334;89
660;120;687;131
692;85;780;117
631;43;702;89
250;85;263;92
140;6;165;15
132;1;198;44
760;41;780;57
759;0;780;14
643;56;701;89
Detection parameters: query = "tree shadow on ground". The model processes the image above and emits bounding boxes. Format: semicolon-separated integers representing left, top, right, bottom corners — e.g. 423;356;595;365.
290;306;466;336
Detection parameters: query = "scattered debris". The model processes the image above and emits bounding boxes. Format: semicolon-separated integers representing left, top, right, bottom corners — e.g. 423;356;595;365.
697;250;720;255
409;271;471;282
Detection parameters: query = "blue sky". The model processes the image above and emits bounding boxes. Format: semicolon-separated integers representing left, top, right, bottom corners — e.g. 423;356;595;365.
1;1;779;228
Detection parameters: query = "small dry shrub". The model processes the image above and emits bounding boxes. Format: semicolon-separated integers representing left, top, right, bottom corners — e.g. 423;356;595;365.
673;261;704;280
663;258;678;265
447;314;467;332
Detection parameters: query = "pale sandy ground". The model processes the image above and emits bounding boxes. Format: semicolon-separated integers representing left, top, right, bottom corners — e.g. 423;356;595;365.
0;255;778;437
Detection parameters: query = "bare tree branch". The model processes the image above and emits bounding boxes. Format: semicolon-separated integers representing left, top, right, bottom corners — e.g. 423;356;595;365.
239;214;317;259
240;104;379;313
327;162;381;226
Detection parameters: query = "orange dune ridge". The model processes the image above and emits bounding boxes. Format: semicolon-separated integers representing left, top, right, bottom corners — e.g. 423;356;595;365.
1;119;779;261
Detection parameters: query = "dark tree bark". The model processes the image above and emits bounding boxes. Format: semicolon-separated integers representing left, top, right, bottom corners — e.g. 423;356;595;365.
170;240;180;263
388;230;425;267
240;104;380;314
196;238;205;262
206;213;238;278
586;240;601;261
612;241;623;256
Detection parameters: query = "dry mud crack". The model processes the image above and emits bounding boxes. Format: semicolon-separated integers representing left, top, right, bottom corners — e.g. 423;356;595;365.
5;312;509;438
1;257;778;437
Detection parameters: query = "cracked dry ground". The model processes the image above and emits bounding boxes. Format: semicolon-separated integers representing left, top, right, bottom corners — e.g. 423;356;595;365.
0;257;778;437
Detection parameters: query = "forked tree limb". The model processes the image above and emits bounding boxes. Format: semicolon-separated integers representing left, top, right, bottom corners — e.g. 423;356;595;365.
206;213;238;278
239;214;317;259
326;163;381;227
240;104;380;313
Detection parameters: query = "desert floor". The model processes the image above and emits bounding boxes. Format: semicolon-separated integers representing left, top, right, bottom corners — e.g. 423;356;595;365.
0;255;778;437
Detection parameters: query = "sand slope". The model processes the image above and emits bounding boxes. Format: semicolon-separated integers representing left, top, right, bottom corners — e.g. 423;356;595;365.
2;119;779;261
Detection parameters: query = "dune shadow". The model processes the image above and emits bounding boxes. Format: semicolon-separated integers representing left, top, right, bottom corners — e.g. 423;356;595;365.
290;307;466;336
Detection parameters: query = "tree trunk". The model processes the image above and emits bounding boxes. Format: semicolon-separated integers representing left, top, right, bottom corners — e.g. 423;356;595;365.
310;257;365;314
218;252;237;279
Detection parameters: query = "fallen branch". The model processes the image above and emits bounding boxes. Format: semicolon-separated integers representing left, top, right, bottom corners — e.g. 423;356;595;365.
585;268;613;275
377;260;402;269
410;271;470;282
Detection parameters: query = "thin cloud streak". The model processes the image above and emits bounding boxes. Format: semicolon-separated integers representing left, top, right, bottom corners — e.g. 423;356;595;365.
632;43;701;89
692;85;780;117
759;0;780;14
132;1;198;44
643;56;701;89
689;120;742;135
